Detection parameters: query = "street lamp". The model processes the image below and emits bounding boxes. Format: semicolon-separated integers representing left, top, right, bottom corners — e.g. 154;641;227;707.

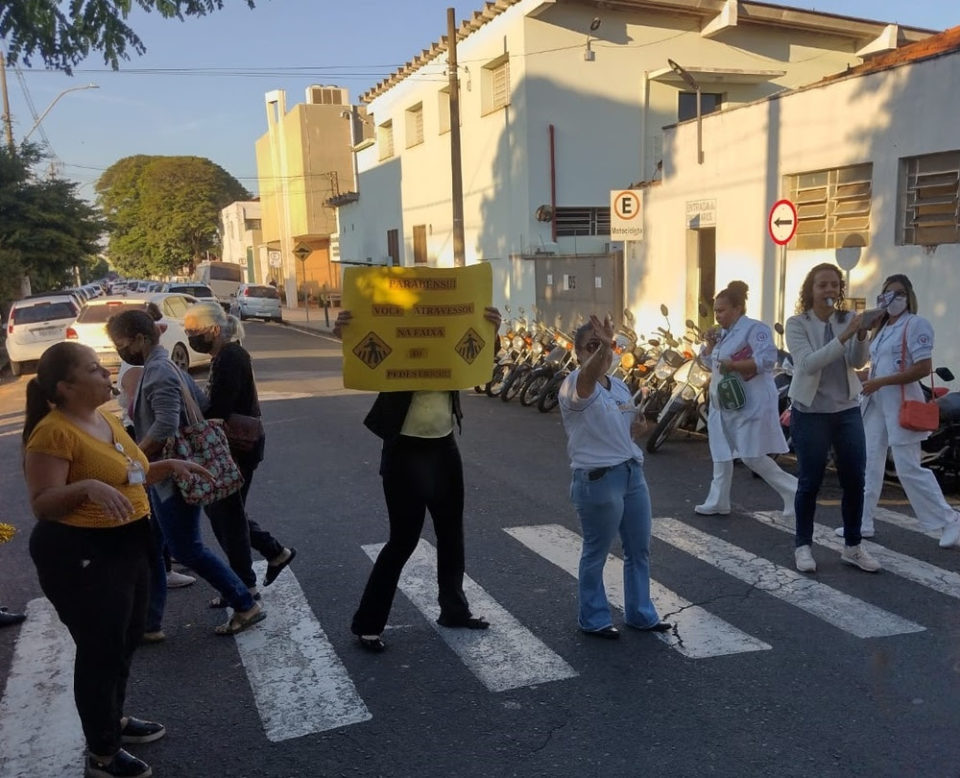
667;59;703;165
23;83;99;143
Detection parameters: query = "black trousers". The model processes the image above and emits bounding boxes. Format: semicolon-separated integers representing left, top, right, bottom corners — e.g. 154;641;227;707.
29;518;152;756
351;433;471;636
205;458;283;589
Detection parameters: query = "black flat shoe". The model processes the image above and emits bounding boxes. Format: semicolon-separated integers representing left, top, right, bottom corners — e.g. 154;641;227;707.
357;635;386;653
626;621;673;633
263;547;297;587
0;609;26;628
436;614;490;630
581;626;620;640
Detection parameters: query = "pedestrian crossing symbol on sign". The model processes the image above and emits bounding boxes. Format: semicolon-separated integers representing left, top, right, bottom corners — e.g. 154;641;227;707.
354;331;391;369
455;328;485;364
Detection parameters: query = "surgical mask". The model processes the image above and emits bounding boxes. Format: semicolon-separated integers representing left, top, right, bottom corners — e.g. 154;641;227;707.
117;342;144;366
188;334;214;353
877;289;908;316
886;297;908;317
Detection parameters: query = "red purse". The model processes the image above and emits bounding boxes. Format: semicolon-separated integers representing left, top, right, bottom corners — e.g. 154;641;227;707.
897;324;939;432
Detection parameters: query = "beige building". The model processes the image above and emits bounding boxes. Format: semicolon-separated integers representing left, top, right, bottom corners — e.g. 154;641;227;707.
255;85;357;305
219;200;262;282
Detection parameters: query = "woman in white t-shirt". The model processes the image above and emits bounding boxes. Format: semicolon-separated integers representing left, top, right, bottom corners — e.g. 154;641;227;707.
558;314;670;640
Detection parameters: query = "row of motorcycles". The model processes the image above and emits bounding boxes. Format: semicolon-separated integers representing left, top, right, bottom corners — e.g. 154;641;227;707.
478;305;960;490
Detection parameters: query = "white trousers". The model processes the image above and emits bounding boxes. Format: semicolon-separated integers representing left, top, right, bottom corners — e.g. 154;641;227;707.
703;457;797;511
863;403;955;533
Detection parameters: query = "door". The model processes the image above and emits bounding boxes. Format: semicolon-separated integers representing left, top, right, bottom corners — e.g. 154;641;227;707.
412;225;427;265
686;227;716;332
533;251;624;335
387;229;400;266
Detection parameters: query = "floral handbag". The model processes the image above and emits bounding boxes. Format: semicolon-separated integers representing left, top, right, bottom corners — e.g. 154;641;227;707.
162;371;244;505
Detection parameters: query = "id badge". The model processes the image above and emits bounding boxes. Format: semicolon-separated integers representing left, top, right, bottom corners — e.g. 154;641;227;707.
127;462;146;485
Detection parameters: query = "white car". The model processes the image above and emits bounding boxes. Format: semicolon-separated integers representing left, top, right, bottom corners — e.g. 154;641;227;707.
230;283;282;322
65;292;213;371
3;294;81;375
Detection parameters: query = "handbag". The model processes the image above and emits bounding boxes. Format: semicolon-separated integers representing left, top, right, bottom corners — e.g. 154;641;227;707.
224;413;264;453
162;370;244;505
897;324;939;432
715;370;746;411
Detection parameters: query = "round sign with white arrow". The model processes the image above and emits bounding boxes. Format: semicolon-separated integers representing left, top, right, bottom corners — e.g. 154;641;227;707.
768;199;798;245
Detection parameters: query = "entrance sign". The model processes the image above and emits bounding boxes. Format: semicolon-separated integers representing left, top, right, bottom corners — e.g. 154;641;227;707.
768;199;798;245
341;263;495;391
610;190;644;240
686;198;717;229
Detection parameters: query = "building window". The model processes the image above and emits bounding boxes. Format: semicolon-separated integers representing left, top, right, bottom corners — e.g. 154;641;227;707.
405;103;424;148
244;218;261;231
678;92;722;122
412;225;428;265
438;87;451;134
481;54;510;115
785;163;872;250
378;120;394;161
898;150;960;246
554;207;611;237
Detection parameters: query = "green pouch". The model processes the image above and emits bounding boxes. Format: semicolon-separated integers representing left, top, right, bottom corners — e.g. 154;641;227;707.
716;371;746;411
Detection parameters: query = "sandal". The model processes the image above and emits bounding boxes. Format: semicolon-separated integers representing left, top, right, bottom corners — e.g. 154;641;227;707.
263;547;297;586
209;592;261;609
214;605;266;636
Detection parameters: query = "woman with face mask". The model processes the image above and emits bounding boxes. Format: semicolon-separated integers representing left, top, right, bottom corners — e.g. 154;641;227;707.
839;274;960;548
183;301;296;602
785;263;879;574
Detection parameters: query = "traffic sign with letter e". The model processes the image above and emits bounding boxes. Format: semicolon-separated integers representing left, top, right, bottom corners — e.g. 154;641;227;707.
610;189;644;240
768;199;798;245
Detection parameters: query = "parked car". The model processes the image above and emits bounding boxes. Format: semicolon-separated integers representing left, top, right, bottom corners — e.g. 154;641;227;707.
3;294;81;375
230;283;282;322
65;292;213;371
161;282;216;301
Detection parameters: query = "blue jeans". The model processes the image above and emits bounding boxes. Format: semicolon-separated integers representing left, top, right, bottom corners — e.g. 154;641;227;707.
148;485;254;620
571;459;659;631
790;407;865;547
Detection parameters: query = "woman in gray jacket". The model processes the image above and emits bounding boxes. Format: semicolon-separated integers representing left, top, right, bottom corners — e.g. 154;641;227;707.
785;263;879;575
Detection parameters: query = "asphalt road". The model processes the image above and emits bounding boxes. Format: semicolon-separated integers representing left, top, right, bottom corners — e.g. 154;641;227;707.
0;323;958;778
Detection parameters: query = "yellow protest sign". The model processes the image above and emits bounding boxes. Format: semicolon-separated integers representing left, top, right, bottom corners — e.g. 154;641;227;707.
341;263;495;391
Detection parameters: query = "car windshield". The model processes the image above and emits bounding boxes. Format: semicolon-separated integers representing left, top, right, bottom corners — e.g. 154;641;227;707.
14;301;77;323
247;286;279;299
77;301;148;323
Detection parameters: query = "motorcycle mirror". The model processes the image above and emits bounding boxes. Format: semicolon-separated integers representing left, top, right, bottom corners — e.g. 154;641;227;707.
624;309;635;325
774;322;784;335
935;367;955;382
698;301;709;317
685;319;697;330
660;304;669;317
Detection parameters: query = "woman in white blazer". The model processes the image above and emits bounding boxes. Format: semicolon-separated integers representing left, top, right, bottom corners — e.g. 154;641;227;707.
696;281;796;516
784;263;879;574
843;274;960;548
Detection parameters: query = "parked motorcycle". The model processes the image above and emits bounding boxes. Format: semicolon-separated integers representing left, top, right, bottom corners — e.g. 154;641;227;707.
521;328;575;407
634;304;690;418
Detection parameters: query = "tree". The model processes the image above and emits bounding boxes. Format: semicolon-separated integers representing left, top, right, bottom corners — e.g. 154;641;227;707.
0;144;106;306
0;0;254;74
96;155;249;277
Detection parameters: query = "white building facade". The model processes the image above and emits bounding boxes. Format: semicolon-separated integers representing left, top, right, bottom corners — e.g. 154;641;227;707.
337;0;931;330
220;200;263;283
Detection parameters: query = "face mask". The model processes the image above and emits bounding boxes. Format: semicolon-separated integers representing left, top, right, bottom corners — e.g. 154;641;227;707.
188;334;214;353
117;340;144;366
885;297;908;317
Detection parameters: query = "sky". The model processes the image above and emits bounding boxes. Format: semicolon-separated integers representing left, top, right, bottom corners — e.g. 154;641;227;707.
4;0;958;201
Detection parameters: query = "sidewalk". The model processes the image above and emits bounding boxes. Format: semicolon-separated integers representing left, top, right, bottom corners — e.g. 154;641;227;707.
280;303;341;335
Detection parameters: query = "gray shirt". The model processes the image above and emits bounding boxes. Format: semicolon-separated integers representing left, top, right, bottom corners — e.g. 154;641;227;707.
793;319;859;414
131;345;208;454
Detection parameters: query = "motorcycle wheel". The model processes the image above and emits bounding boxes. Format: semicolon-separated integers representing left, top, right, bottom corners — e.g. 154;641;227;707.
537;374;565;413
486;363;512;397
520;371;551;407
646;406;685;453
501;364;532;402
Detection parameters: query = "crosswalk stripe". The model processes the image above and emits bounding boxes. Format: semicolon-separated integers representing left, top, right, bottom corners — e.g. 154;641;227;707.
751;511;960;600
234;561;371;740
362;540;578;692
504;524;771;659
653;518;925;638
872;506;940;539
0;598;83;778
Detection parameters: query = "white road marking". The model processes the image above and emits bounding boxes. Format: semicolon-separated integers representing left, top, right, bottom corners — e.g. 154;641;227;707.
872;506;940;539
0;598;83;778
751;511;960;600
234;561;371;740
362;540;578;692
504;524;770;659
653;518;925;638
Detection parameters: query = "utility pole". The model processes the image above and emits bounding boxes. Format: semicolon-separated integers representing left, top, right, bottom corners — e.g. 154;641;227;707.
447;7;466;267
0;51;14;151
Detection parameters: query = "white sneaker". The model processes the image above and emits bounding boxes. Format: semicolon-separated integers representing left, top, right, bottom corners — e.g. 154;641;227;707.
166;571;196;589
795;545;816;573
781;504;795;520
841;544;881;572
694;503;730;516
833;526;875;539
939;516;960;548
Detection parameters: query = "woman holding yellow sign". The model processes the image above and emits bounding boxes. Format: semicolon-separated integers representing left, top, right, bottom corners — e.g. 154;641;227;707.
334;305;502;653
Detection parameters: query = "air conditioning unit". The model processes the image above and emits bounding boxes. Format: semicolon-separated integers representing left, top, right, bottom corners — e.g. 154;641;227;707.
306;85;348;105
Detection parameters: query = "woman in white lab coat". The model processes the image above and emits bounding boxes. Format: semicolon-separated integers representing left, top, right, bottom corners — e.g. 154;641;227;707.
844;274;960;548
696;281;796;516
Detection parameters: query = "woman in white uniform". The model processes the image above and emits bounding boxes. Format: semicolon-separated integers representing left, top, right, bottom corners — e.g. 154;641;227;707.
840;274;960;547
696;281;797;516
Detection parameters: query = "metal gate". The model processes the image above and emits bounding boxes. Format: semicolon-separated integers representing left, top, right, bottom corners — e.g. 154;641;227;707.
532;251;624;334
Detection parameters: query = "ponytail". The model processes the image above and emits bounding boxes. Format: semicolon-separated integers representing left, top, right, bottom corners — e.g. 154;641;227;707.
22;378;53;445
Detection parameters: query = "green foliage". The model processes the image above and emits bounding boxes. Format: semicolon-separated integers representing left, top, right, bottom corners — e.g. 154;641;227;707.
0;144;106;306
96;155;250;277
1;0;255;74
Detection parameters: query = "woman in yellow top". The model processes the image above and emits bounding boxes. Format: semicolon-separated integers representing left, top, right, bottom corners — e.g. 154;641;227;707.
22;342;211;778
